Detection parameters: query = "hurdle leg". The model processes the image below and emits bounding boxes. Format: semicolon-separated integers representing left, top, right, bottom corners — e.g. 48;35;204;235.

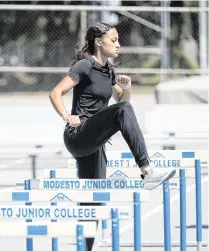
134;192;141;251
51;202;58;251
77;225;85;251
180;169;186;251
195;159;202;250
163;182;171;251
102;202;107;240
112;208;119;251
26;202;33;251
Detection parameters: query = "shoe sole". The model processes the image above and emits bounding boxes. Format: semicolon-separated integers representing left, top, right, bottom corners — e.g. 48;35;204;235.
146;169;177;191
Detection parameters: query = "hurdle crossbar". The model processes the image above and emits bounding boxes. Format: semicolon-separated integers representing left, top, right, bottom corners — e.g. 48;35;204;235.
44;167;196;179
25;178;146;190
0;190;150;202
0;222;97;238
0;205;131;220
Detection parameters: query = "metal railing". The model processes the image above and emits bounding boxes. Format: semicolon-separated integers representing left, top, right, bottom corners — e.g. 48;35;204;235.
0;3;208;92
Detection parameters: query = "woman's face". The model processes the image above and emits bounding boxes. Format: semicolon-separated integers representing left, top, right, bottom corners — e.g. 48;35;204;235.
98;28;120;58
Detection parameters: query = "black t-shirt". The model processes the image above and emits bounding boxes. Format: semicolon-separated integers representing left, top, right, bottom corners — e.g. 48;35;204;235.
68;57;116;120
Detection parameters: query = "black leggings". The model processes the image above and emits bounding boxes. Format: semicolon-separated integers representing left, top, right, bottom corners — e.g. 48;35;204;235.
64;101;150;166
63;101;150;250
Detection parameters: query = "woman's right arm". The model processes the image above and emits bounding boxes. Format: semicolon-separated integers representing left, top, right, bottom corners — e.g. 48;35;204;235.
49;76;81;126
49;59;91;126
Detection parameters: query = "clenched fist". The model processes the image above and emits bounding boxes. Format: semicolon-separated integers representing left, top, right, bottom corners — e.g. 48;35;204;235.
116;75;131;90
63;114;81;127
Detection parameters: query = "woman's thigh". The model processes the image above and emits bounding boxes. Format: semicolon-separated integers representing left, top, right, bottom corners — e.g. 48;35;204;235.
64;102;127;157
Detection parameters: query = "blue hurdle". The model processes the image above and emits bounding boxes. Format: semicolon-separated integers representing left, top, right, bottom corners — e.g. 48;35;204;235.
68;152;206;249
67;150;208;169
95;157;206;250
0;187;150;251
163;159;205;251
3;150;208;250
30;159;206;249
42;153;203;244
0;207;117;251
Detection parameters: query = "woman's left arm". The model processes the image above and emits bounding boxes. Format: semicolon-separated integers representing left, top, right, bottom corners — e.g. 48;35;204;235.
112;75;131;103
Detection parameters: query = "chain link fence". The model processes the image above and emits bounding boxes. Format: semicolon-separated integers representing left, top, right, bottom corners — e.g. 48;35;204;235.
0;3;208;93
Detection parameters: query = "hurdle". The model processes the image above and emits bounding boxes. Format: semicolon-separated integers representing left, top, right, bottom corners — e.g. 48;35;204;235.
0;182;150;251
42;150;207;244
41;151;208;249
98;158;208;249
4;150;209;249
23;177;148;251
0;206;122;251
67;150;208;169
35;161;208;249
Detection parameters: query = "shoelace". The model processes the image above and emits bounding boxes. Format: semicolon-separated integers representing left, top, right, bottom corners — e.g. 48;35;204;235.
141;167;154;179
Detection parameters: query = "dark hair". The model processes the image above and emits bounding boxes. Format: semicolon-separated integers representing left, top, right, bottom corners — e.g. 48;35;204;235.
72;22;117;70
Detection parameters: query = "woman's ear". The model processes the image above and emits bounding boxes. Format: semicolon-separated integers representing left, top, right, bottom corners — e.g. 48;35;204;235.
95;38;102;47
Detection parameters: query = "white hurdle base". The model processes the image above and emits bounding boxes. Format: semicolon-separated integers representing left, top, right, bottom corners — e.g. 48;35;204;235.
0;221;97;238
